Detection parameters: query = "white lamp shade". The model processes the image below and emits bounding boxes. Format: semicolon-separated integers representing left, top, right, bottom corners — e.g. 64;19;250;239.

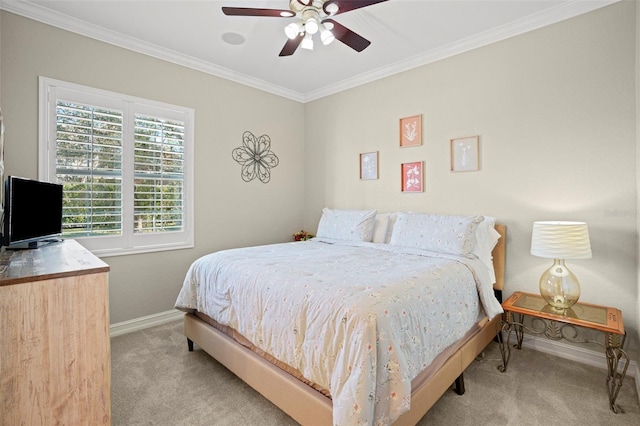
530;221;592;259
300;33;314;50
325;2;339;15
320;27;335;45
284;22;301;39
305;17;319;34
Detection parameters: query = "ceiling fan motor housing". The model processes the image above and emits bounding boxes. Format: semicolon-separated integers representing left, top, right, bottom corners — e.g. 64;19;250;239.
291;1;334;39
291;0;337;18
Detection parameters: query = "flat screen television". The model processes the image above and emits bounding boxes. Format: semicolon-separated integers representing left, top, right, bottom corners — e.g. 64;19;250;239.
2;176;64;249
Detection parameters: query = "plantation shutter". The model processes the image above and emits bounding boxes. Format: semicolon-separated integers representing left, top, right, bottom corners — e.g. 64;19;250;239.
55;100;123;237
41;77;194;256
133;114;185;233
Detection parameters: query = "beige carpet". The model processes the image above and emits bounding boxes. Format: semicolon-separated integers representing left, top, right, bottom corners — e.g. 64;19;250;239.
111;320;640;425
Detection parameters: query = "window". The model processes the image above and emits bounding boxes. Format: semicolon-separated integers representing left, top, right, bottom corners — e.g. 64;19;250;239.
39;77;194;256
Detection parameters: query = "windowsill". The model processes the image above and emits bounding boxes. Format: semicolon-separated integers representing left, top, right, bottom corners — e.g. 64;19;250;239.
73;240;194;258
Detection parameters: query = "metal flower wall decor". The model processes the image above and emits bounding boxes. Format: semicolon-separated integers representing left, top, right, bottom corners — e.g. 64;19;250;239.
232;131;279;183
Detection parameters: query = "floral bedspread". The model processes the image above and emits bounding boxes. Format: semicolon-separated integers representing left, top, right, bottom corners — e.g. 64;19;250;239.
175;239;502;425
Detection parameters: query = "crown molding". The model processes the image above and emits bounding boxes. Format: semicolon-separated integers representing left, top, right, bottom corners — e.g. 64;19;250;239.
302;0;620;102
0;0;306;102
0;0;618;104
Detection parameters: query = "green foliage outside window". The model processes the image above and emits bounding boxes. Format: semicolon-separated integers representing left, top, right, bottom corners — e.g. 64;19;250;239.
56;102;185;237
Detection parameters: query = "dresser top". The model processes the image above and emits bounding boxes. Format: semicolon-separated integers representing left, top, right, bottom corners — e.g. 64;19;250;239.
0;239;109;286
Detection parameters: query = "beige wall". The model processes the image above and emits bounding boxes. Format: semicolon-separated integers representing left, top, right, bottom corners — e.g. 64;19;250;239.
305;0;639;345
636;0;640;368
0;2;638;349
0;12;306;323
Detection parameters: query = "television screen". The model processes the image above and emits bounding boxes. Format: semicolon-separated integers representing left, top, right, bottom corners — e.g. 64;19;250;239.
2;176;63;248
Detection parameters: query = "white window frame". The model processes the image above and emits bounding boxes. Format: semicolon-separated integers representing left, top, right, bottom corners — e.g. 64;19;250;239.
39;77;194;257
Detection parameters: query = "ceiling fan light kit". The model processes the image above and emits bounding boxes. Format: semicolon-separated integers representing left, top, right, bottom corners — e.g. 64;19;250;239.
320;26;335;45
222;0;388;56
304;17;319;35
301;33;314;50
284;22;301;39
324;2;339;15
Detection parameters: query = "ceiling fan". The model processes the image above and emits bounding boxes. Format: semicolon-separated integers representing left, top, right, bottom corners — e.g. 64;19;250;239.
222;0;389;56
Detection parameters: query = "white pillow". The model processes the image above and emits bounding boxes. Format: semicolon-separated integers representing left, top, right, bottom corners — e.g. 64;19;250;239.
316;208;377;242
389;212;483;257
385;212;398;244
372;213;390;243
372;212;399;243
472;217;501;284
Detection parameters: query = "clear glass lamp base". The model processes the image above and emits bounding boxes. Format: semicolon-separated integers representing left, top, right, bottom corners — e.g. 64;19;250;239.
539;259;581;310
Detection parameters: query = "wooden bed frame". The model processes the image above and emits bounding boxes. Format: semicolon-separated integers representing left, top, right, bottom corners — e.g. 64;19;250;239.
184;225;506;425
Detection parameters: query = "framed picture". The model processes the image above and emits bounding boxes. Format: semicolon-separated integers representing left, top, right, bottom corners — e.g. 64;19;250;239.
450;136;479;172
359;151;379;180
399;114;422;147
401;161;423;192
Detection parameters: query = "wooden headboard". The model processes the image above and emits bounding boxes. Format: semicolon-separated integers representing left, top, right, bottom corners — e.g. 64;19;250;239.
492;224;506;292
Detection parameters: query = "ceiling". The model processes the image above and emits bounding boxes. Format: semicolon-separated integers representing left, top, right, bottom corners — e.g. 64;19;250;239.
0;0;617;102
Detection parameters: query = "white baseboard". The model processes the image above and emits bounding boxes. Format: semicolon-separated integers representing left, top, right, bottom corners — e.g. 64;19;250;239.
636;363;640;404
109;309;184;337
521;334;638;379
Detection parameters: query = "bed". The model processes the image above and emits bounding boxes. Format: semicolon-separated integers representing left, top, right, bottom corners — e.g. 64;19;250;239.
175;210;506;425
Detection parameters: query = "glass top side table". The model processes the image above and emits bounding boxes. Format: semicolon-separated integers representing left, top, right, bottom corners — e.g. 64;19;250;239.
499;291;628;413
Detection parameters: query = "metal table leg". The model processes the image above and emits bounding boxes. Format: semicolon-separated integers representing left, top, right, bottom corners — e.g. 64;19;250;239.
498;313;525;373
513;313;524;350
605;332;629;413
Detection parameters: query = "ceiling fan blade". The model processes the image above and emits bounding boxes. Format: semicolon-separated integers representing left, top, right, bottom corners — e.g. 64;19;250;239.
324;0;388;16
222;7;294;18
279;34;304;57
323;19;371;52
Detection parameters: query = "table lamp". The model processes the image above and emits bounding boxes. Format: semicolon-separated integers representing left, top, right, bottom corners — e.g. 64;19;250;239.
530;221;592;310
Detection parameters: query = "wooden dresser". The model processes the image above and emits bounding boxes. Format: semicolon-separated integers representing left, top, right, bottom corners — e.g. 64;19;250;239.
0;239;111;425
